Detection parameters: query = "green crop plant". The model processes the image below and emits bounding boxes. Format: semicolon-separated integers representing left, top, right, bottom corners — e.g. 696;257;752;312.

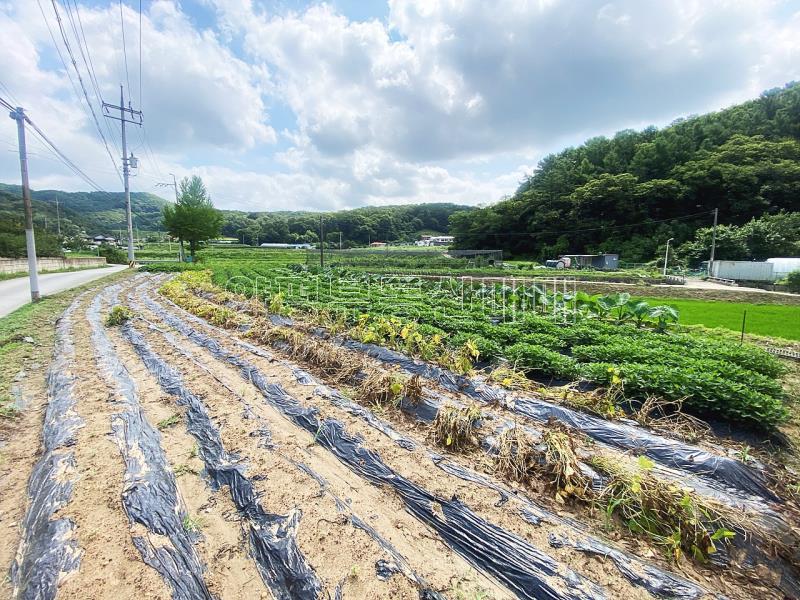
105;305;134;327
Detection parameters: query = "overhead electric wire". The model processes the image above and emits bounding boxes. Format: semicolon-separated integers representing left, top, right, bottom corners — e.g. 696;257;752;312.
119;0;132;101
47;0;123;184
72;0;124;158
36;0;84;112
2;94;105;192
0;78;20;106
138;0;142;109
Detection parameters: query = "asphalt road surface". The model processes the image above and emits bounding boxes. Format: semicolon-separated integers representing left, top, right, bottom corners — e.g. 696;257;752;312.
0;265;128;318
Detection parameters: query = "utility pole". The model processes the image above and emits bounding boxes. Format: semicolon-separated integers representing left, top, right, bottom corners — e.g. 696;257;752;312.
55;195;61;237
662;238;674;277
157;173;182;261
339;231;342;250
103;85;142;265
319;215;324;268
708;208;718;276
9;107;40;301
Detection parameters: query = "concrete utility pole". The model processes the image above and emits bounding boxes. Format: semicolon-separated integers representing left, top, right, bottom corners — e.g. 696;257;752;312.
708;207;719;276
55;195;61;237
157;173;182;260
319;215;324;268
10;107;40;301
662;238;674;277
103;85;142;265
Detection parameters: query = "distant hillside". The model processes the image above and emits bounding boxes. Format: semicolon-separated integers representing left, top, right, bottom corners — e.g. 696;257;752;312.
0;183;472;246
0;184;168;235
450;82;800;262
222;203;473;246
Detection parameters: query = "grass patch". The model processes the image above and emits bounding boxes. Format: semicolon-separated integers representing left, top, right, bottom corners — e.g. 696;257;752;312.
182;514;204;533
157;413;181;430
0;269;131;418
638;297;800;341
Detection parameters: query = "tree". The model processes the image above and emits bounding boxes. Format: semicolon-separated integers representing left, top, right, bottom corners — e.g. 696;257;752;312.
162;176;223;260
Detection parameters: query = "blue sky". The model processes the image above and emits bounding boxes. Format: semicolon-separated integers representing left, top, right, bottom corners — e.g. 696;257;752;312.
1;0;799;212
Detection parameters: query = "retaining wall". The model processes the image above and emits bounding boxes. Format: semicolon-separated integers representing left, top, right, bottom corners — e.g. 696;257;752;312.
0;256;107;274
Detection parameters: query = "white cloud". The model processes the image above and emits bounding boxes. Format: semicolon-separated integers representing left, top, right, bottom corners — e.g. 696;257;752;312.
0;0;273;194
2;0;799;213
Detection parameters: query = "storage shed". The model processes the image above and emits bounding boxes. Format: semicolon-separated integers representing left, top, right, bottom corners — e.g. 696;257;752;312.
559;254;619;270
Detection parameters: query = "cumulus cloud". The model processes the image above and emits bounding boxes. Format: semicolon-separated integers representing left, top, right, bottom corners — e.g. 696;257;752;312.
2;0;799;211
215;0;800;165
0;0;272;193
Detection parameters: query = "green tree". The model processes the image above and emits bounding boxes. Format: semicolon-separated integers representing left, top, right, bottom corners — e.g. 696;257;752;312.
162;176;223;260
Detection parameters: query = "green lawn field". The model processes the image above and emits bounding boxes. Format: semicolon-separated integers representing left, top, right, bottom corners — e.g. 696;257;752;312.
639;297;800;341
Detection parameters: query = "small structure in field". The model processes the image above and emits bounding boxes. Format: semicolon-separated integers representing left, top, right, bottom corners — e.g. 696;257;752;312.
551;254;619;270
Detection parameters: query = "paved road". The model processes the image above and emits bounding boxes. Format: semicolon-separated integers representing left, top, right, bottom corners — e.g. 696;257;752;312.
0;265;128;318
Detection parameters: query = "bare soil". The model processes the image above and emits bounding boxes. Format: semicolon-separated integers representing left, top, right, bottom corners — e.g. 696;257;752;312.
2;273;798;599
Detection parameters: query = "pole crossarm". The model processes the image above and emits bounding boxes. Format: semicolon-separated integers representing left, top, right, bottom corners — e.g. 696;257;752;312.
102;101;142;124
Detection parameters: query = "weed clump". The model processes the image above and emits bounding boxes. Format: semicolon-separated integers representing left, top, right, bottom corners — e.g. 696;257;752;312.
590;454;737;562
105;305;134;327
495;425;589;503
433;403;482;452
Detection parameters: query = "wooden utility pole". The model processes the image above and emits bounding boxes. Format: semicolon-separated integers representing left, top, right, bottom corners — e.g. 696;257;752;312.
10;106;40;301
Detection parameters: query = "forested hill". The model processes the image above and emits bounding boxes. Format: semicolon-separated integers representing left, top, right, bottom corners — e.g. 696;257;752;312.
0;184;168;235
0;183;471;246
450;82;800;262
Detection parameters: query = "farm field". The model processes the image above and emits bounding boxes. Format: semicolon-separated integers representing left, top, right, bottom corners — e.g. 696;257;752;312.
2;262;799;600
638;297;800;341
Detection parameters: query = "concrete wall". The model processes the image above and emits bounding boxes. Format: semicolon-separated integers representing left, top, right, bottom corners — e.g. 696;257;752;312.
0;256;107;274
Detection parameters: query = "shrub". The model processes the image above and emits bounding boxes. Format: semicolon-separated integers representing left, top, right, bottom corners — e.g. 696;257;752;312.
106;305;133;326
98;243;127;264
786;269;800;293
138;262;203;273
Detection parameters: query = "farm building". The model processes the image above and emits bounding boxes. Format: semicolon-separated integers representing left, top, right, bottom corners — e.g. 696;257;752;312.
558;254;619;270
259;243;314;250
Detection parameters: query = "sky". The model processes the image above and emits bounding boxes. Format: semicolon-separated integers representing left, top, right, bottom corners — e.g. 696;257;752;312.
0;0;799;212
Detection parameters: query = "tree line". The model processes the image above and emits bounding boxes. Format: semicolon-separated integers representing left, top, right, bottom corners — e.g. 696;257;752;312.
449;82;800;264
221;203;469;247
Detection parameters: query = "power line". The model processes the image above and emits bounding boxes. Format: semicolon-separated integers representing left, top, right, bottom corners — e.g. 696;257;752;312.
2;96;105;191
0;78;20;106
36;0;84;112
138;0;142;109
47;0;123;183
119;0;132;100
70;0;123;158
